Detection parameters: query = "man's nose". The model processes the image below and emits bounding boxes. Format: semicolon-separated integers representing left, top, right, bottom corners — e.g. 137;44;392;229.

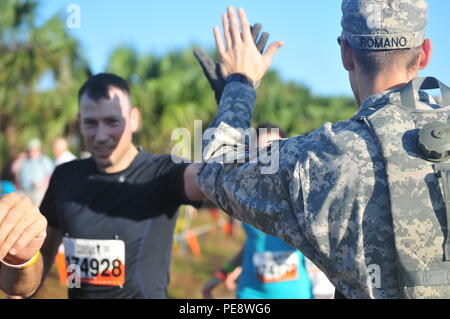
94;123;109;142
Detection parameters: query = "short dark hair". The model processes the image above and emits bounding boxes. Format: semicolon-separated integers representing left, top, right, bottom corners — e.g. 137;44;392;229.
78;73;130;103
256;123;287;139
352;47;422;77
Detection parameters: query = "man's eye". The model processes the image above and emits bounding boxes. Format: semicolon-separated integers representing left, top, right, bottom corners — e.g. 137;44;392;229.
107;119;119;125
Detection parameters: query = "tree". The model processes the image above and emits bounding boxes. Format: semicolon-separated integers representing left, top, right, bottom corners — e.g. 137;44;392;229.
0;0;89;172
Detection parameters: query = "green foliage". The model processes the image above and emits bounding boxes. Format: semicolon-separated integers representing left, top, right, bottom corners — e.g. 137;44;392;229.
254;71;356;136
0;0;89;171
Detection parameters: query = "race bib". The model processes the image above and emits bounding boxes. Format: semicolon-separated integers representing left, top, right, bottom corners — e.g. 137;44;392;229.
63;237;125;287
252;250;299;283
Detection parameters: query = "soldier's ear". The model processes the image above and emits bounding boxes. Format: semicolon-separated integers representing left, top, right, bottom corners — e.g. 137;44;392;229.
418;38;432;71
340;39;355;72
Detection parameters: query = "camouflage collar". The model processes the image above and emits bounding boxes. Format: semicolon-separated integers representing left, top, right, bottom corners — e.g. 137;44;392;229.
359;89;437;112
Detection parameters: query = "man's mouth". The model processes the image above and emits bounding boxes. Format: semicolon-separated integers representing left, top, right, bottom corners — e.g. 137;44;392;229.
94;147;114;158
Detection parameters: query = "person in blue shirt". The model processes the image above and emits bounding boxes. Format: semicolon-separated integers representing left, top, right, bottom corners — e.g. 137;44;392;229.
202;124;312;299
0;180;15;196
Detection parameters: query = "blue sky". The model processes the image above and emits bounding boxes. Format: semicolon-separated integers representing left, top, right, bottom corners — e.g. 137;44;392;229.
38;0;449;97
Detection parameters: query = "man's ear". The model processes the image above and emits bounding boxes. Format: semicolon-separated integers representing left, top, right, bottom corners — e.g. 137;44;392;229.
418;38;432;70
130;107;141;132
341;40;355;72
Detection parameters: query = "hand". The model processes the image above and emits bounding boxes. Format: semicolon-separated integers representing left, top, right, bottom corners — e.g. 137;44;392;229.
224;266;242;291
194;23;270;104
0;193;47;264
213;7;284;87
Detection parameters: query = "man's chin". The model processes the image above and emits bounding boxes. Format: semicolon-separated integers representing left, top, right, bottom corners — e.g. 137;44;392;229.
93;156;113;169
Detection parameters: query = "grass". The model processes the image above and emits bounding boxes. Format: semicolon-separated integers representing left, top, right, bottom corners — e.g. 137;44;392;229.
0;209;244;299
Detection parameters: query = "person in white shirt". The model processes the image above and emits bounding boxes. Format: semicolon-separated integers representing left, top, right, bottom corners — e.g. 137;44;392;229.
52;137;77;167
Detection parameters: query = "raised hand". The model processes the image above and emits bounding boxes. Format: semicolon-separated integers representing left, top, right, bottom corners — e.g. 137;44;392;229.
214;7;284;87
194;22;270;104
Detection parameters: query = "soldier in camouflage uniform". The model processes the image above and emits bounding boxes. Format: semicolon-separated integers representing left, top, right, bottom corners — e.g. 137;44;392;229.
196;3;450;298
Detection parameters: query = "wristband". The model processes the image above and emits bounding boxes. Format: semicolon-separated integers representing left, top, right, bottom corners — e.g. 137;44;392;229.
214;269;227;281
1;251;40;269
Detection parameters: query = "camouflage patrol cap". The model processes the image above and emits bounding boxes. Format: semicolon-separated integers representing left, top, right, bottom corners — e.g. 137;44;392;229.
341;0;428;50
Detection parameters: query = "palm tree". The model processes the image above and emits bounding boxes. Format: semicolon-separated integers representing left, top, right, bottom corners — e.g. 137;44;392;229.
0;0;89;168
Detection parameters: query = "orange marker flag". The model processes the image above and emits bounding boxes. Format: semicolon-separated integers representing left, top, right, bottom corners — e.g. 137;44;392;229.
54;244;67;286
184;230;201;257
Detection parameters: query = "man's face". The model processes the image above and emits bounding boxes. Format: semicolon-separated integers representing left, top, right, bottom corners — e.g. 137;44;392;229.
27;148;42;159
79;87;138;172
52;139;66;158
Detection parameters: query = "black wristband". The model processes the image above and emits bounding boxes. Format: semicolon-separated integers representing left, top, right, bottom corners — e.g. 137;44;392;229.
225;74;255;88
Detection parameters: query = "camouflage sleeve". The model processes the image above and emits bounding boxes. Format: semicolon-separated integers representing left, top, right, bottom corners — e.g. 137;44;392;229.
206;76;256;132
197;76;319;262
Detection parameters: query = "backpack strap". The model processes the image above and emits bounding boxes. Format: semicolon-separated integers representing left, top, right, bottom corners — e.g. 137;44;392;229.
433;163;450;261
400;77;450;110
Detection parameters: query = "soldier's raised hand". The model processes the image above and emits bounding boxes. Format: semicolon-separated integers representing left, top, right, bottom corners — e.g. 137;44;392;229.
213;7;284;87
194;22;270;104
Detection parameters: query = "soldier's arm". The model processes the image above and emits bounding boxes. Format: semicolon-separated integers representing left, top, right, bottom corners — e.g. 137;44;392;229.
196;7;312;250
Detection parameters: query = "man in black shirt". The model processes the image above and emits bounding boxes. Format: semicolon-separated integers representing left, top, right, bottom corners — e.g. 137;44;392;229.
39;73;204;298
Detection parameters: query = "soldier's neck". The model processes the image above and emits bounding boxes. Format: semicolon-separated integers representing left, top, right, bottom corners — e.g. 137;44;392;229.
358;71;416;106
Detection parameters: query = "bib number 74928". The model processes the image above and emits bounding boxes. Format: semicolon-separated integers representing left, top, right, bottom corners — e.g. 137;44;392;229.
63;237;125;287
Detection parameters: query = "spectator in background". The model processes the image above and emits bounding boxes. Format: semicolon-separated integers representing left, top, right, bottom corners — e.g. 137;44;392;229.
10;152;27;188
52;137;76;167
202;123;313;299
0;178;15;196
78;151;91;159
17;138;53;205
1;161;16;196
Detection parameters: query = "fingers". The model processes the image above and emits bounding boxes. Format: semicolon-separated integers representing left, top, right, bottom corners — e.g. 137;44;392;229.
251;23;262;43
0;194;30;259
222;14;232;51
237;8;252;42
193;48;213;68
227;6;242;47
218;7;262;50
264;41;285;62
212;6;284;84
0;193;47;261
1;214;34;257
10;217;47;258
193;48;217;77
256;32;270;53
0;193;21;225
213;26;226;56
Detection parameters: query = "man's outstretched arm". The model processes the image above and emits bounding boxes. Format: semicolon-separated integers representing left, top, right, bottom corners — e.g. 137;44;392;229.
183;163;205;202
